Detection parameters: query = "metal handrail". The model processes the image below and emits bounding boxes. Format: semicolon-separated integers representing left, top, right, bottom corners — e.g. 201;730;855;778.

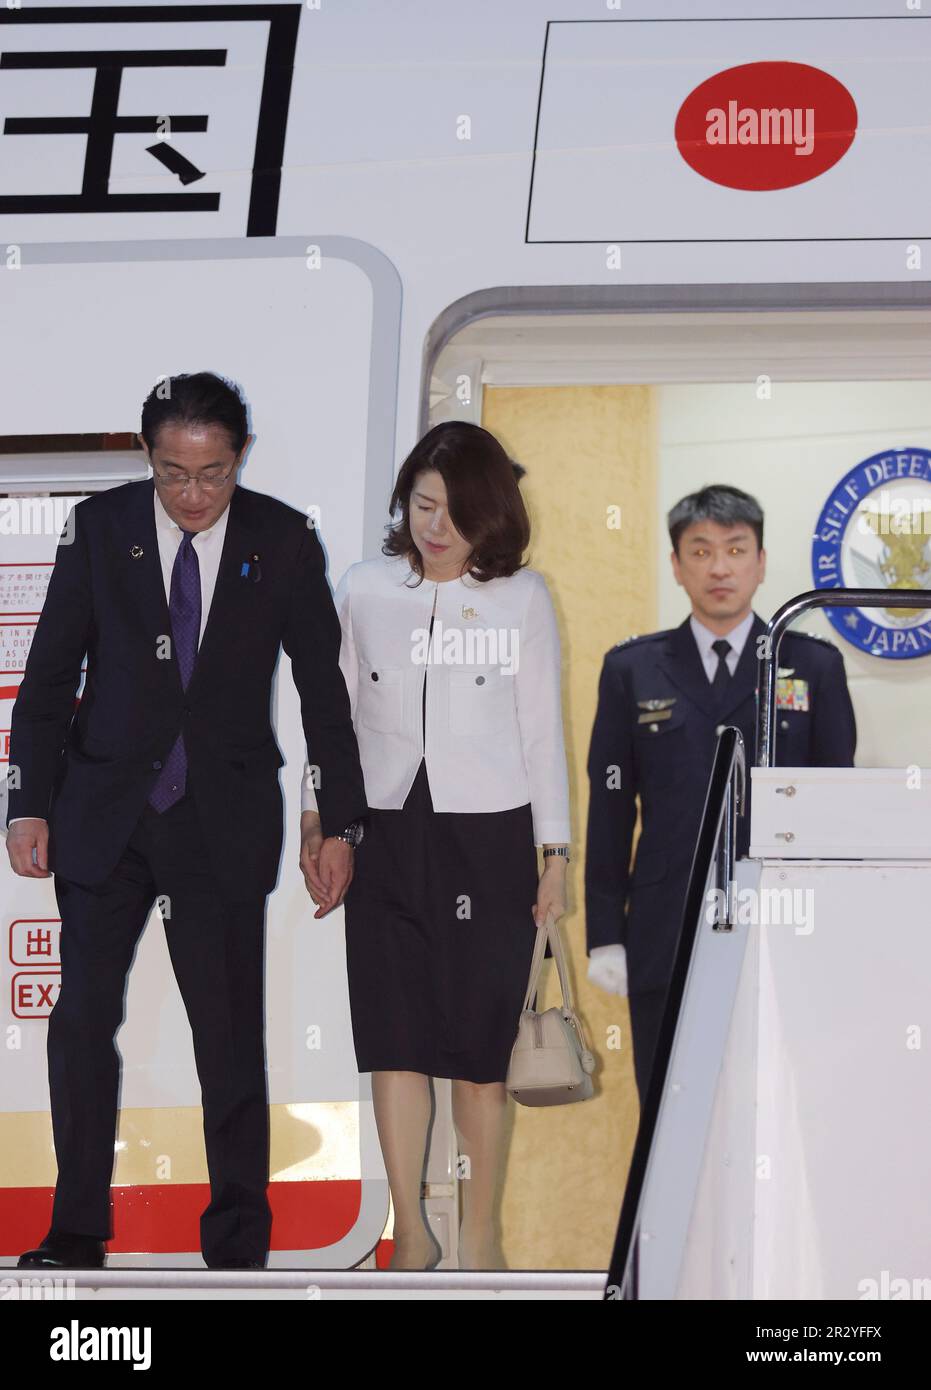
606;726;745;1299
758;588;931;767
715;727;746;932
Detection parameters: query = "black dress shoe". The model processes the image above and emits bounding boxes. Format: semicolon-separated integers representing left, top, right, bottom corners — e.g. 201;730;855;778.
17;1230;106;1269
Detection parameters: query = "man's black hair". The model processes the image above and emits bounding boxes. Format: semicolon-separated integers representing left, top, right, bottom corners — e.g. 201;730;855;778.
667;484;764;553
140;372;249;455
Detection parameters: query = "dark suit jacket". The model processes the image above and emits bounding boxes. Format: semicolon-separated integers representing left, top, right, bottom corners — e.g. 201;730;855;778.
584;613;856;994
7;478;367;898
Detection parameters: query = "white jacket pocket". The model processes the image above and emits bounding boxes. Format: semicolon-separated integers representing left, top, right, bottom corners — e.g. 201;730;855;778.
447;667;516;737
358;663;404;734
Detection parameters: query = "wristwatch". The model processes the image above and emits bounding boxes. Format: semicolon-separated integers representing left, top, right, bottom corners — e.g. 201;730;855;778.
334;818;364;848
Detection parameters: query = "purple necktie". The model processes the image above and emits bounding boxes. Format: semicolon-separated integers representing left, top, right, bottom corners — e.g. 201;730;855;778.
148;529;201;813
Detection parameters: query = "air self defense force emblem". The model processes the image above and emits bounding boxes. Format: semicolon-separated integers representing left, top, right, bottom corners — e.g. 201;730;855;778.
812;448;931;660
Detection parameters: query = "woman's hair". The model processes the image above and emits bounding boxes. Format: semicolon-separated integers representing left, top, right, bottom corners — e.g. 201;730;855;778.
383;421;531;583
140;371;250;456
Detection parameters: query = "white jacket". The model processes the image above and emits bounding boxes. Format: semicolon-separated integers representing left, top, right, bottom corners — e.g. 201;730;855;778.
301;554;571;845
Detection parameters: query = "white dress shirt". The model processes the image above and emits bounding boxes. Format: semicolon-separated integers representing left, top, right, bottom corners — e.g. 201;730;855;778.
8;489;231;826
153;485;231;648
689;610;755;682
301;553;572;846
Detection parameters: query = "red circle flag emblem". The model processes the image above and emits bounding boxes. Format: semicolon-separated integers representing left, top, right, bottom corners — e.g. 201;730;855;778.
675;61;858;192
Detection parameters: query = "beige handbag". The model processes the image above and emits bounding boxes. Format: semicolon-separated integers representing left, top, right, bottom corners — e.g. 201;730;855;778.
506;913;596;1106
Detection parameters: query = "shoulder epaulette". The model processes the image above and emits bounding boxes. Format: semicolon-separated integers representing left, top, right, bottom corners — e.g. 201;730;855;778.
611;630;672;652
792;628;835;647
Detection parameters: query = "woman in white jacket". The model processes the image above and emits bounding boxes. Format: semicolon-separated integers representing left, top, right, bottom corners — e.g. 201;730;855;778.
300;422;571;1270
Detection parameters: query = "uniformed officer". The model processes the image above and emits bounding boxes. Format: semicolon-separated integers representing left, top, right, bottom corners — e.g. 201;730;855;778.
585;484;856;1100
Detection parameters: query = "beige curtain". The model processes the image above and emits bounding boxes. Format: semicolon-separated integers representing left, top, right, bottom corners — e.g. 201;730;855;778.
482;384;658;1269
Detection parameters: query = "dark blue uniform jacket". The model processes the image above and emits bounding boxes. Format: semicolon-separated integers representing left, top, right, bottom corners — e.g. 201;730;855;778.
584;613;856;994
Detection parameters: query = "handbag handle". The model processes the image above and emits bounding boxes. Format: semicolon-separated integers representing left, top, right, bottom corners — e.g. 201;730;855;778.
520;911;576;1015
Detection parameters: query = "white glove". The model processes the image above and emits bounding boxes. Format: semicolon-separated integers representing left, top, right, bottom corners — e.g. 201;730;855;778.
587;943;628;998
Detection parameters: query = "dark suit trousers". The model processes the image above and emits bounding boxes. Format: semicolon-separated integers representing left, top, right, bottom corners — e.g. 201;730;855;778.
47;792;271;1266
629;989;668;1103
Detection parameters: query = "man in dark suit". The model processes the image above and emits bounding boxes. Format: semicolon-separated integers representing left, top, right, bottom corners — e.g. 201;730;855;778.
585;485;856;1100
6;372;367;1269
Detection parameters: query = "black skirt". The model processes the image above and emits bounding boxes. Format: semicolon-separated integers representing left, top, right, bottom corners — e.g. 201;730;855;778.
344;758;539;1083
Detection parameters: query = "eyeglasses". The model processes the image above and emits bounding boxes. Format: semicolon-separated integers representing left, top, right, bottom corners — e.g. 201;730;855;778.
152;464;237;492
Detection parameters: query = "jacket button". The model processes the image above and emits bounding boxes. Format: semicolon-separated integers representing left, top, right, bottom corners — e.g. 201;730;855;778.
649;722;658;733
475;675;485;685
780;719;789;730
152;760;162;770
371;671;379;681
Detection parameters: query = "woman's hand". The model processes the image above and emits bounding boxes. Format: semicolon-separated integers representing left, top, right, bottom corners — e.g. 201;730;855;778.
300;811;355;918
314;837;354;918
533;855;568;927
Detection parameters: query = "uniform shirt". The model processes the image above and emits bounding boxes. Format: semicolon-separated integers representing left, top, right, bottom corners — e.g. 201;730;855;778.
689;610;755;682
9;487;231;825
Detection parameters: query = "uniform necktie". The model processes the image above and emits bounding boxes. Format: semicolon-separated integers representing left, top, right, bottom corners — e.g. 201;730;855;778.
148;529;201;812
711;638;732;699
